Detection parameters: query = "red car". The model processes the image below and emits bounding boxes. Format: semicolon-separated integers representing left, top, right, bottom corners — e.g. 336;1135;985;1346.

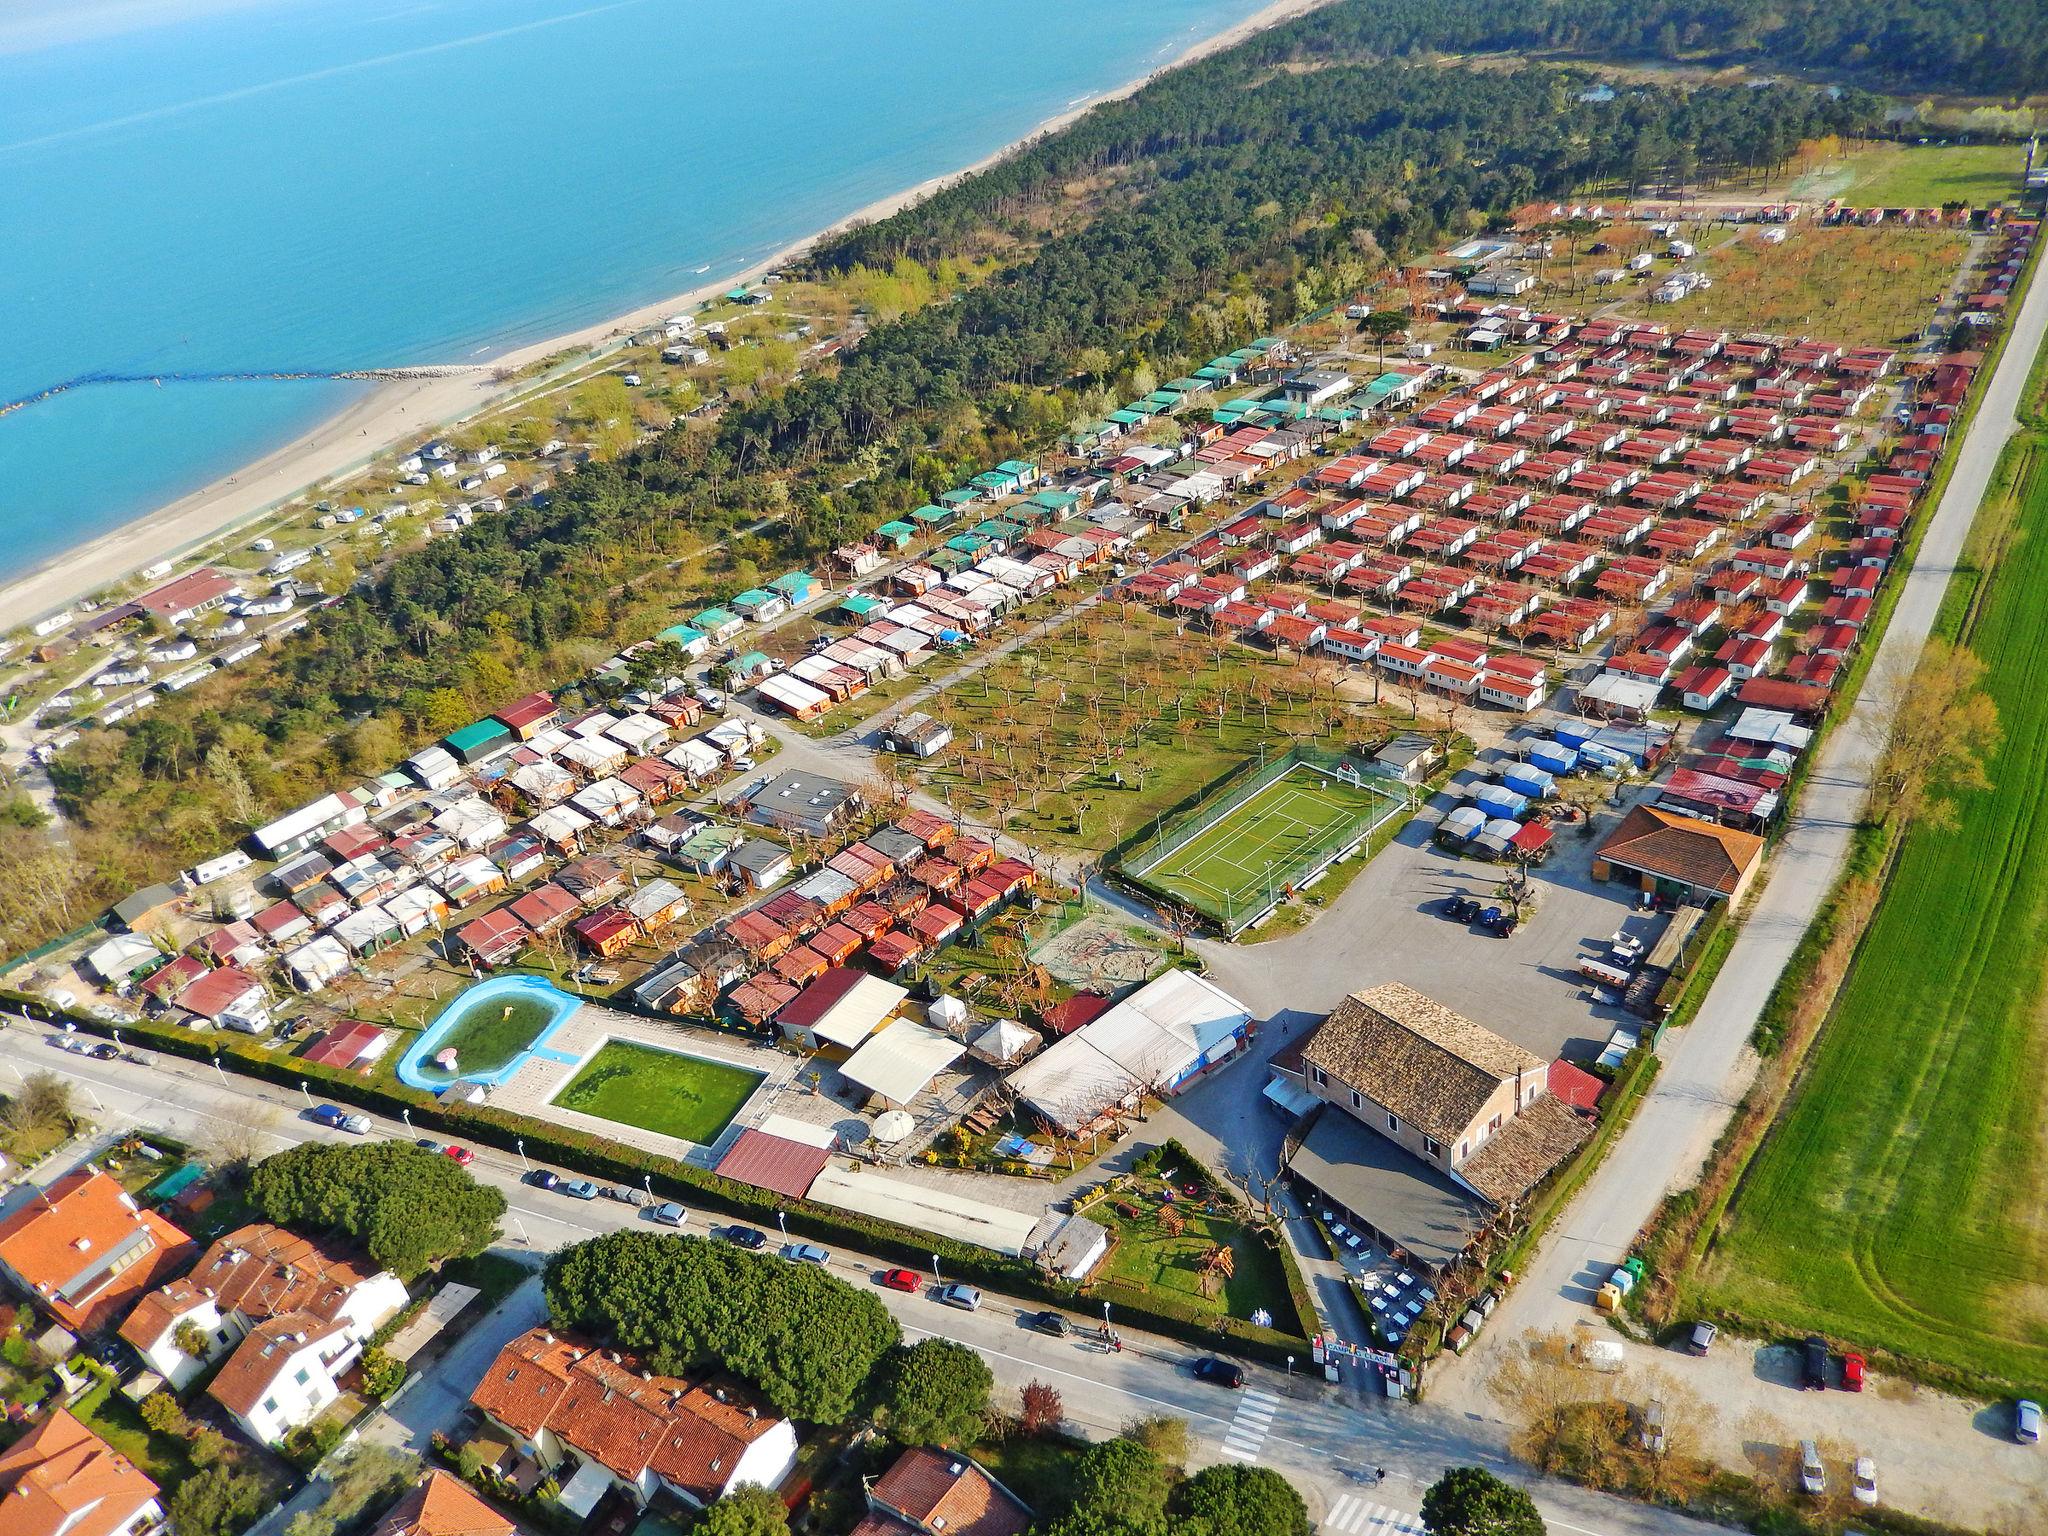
1842;1351;1866;1391
442;1145;476;1167
878;1268;921;1293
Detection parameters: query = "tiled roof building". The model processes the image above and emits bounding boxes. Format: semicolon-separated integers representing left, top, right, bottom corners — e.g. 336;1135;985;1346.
0;1168;195;1334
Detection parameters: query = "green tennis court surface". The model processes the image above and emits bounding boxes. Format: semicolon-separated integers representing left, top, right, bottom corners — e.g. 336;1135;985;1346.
1134;766;1395;925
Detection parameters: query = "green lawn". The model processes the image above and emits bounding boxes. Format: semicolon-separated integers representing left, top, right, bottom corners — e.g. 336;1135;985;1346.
1129;763;1398;930
1092;1190;1291;1325
552;1042;764;1144
1841;143;2028;208
1699;441;2048;1394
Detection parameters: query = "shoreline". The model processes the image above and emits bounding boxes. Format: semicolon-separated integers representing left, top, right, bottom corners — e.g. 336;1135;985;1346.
0;0;1328;628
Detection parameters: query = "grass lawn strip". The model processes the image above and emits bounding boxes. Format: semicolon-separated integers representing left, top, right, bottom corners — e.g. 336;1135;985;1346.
553;1041;764;1145
1699;440;2048;1393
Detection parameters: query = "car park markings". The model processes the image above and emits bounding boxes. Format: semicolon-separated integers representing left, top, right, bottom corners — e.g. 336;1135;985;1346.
1322;1495;1424;1535
1220;1387;1282;1460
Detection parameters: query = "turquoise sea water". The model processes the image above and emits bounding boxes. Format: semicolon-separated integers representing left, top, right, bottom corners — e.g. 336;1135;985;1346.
0;0;1261;590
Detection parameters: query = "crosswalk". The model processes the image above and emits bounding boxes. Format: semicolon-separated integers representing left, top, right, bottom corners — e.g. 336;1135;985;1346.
1321;1493;1425;1535
1218;1386;1282;1461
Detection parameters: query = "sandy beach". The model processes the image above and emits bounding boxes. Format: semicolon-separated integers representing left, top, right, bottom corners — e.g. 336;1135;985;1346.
0;0;1328;628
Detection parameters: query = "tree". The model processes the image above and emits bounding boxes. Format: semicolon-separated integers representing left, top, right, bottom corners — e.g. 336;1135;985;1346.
874;1338;993;1448
358;1346;405;1400
247;1141;504;1280
1361;309;1407;368
1019;1380;1064;1436
1070;1438;1174;1523
139;1391;188;1438
1172;1464;1309;1536
544;1231;897;1424
1120;1415;1191;1474
197;1096;278;1180
698;1484;789;1536
166;1466;267;1536
1866;639;1998;831
1420;1467;1545;1536
0;1071;75;1140
174;1319;212;1360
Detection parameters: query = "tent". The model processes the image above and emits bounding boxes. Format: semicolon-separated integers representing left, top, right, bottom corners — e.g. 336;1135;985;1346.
968;1018;1039;1066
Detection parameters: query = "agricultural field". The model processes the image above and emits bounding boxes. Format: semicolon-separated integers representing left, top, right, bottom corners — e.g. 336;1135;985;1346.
921;602;1387;854
1622;225;1967;348
1821;142;2028;209
1697;438;2048;1393
553;1041;764;1144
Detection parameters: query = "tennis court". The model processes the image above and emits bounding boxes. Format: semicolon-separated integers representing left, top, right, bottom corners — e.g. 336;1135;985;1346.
1128;760;1402;932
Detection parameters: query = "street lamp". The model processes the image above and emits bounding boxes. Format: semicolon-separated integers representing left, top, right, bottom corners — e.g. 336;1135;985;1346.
401;1108;412;1132
931;1253;942;1284
776;1211;787;1236
513;1217;530;1245
516;1138;529;1172
299;1081;312;1107
212;1058;228;1088
1102;1301;1112;1325
643;1174;654;1199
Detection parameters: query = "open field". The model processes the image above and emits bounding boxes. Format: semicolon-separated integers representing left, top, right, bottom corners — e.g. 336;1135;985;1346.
1622;225;1967;349
922;603;1384;853
552;1040;764;1144
1834;142;2029;209
1697;436;2048;1393
1128;760;1400;930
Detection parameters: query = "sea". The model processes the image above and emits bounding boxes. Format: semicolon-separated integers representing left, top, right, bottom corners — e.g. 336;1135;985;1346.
0;0;1265;590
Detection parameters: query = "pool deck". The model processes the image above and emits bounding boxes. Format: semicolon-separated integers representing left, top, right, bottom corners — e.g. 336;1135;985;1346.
487;1003;801;1165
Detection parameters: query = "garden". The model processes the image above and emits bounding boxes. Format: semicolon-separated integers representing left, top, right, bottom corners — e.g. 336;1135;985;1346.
1080;1145;1297;1332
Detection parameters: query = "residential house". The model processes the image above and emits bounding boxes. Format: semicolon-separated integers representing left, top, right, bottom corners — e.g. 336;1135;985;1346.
0;1409;164;1536
741;771;861;839
121;1223;406;1419
0;1168;195;1334
467;1328;798;1519
370;1471;515;1536
853;1448;1032;1536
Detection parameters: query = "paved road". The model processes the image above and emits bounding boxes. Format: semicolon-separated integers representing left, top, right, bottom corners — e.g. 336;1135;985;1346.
1428;215;2048;1527
3;1023;1719;1536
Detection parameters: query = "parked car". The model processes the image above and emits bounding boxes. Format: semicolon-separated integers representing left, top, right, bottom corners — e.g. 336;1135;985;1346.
1798;1440;1826;1496
1192;1357;1245;1389
414;1138;444;1154
335;1113;371;1134
878;1268;921;1292
307;1105;348;1129
1687;1321;1716;1356
1029;1311;1073;1338
442;1145;476;1167
781;1242;830;1265
559;1180;600;1201
1440;895;1479;921
88;1043;119;1061
1852;1456;1878;1507
598;1183;644;1204
2016;1399;2042;1444
648;1202;687;1227
936;1282;982;1311
1841;1351;1866;1391
1801;1335;1830;1390
525;1169;561;1191
723;1225;768;1250
1634;1398;1666;1455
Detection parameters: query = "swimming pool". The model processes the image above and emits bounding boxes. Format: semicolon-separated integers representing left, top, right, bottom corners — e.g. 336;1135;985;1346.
397;975;585;1090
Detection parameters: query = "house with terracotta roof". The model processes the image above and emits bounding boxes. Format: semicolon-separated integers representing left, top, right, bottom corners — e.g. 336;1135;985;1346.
120;1223;406;1418
852;1448;1031;1536
1287;982;1591;1273
1592;803;1765;905
467;1328;798;1520
0;1408;164;1536
371;1471;515;1536
0;1168;195;1334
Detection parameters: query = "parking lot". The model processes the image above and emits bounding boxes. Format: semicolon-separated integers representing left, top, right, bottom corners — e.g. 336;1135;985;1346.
1201;775;1656;1067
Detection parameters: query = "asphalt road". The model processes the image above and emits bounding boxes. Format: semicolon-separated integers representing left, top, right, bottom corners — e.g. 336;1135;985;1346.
1;1021;1721;1536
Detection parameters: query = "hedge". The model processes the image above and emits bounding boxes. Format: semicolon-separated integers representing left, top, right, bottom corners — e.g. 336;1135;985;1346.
4;992;1312;1364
